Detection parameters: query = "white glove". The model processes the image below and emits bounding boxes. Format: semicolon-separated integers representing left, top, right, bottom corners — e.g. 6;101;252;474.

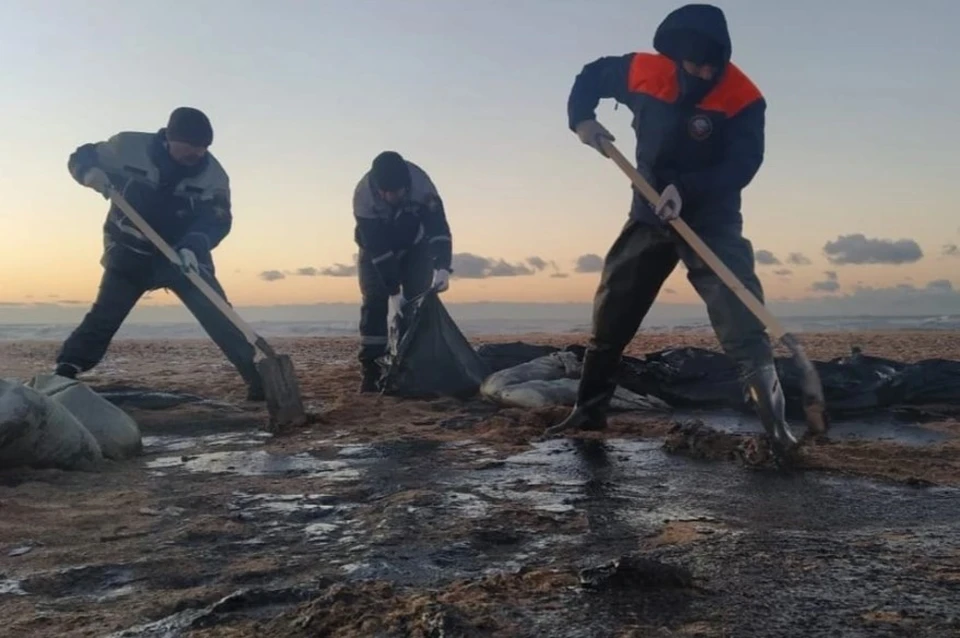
178;248;199;273
81;167;112;196
388;293;405;319
574;119;615;157
654;184;682;222
432;269;450;293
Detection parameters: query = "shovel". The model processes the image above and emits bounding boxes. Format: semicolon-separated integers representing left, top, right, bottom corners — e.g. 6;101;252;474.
107;188;308;433
597;136;829;437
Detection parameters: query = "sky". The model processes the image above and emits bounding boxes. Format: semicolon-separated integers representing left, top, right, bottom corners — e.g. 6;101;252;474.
1;0;959;319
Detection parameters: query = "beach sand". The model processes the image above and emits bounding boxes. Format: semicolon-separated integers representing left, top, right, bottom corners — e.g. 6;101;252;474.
1;331;958;637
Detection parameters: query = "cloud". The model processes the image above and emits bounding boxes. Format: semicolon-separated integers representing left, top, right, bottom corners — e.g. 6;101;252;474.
787;252;812;266
754;250;781;266
943;244;958;257
295;254;360;278
822;234;923;265
320;263;358;277
574;254;604;273
532;257;567;278
527;256;549;271
811;280;840;292
811;270;840;293
259;270;286;282
451;253;535;279
773;278;960;315
488;260;535;277
927;279;954;293
774;269;792;277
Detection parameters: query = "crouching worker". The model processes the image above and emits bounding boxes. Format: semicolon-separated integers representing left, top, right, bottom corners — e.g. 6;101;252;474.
554;3;798;453
54;107;265;401
352;151;453;393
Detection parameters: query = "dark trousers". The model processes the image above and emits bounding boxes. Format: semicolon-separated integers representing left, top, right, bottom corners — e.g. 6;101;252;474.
580;219;773;406
57;264;261;388
357;242;434;365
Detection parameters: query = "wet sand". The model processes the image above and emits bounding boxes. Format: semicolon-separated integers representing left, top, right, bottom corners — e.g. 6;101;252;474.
1;331;959;637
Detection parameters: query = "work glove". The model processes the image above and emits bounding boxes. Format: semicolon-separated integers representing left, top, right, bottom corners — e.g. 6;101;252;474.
81;167;112;197
654;183;683;223
388;292;405;320
574;119;615;158
178;248;199;274
432;269;450;293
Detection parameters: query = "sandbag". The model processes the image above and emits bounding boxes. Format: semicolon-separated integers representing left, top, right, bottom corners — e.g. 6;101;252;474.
0;379;104;471
480;352;670;411
27;375;142;460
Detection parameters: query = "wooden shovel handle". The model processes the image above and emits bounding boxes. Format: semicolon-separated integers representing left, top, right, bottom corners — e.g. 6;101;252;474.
107;188;270;354
599;138;787;341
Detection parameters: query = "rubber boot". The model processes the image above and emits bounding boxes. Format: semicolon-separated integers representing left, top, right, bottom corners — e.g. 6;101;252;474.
742;364;799;454
54;363;80;379
358;361;381;394
550;348;620;433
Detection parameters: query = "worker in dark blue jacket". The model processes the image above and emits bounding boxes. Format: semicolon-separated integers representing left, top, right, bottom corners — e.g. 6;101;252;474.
352;151;454;392
54;107;264;401
555;4;798;453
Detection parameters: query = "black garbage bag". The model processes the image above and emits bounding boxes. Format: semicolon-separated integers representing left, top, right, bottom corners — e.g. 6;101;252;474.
776;349;906;417
884;358;960;405
618;347;746;409
379;289;491;400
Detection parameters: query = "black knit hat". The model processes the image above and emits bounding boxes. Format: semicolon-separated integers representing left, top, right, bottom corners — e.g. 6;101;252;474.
166;107;213;147
370;151;411;192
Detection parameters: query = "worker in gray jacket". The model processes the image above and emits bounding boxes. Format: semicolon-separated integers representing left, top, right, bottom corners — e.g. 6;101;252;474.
352;151;454;392
54;107;264;401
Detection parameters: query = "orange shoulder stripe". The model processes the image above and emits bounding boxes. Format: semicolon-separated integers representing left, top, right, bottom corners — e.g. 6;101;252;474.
627;52;678;102
698;63;763;117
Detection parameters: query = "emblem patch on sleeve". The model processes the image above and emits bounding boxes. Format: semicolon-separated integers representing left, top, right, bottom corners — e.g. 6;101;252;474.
688;114;713;141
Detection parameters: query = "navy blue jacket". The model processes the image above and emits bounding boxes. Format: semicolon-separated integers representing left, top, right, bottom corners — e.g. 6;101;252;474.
568;4;765;231
68;129;232;274
352;161;453;295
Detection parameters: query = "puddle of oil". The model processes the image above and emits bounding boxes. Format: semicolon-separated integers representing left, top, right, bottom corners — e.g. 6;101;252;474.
0;579;26;596
227;492;358;546
440;492;491;518
304;522;340;539
145;450;362;481
231;492;337;515
90;430;960;637
142;431;273;455
97;388;238;411
673;408;950;446
18;564;138;604
97;584;137;602
335;444;381;459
